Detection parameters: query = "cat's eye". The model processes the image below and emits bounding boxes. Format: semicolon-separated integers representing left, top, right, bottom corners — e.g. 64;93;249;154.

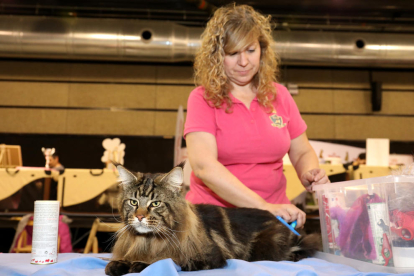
129;199;138;206
150;201;161;208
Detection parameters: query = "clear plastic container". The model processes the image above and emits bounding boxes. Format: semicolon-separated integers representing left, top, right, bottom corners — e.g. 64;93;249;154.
313;175;414;271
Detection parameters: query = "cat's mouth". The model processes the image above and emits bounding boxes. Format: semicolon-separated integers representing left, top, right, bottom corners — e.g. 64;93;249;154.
130;217;155;234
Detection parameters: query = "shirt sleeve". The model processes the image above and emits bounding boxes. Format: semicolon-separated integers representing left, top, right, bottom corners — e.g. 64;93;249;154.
277;84;307;139
184;87;217;139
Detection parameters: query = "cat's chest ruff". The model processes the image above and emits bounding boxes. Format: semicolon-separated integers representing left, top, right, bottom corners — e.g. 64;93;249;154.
123;233;185;264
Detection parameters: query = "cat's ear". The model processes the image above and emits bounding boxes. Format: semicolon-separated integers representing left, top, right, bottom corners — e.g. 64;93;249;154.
116;164;138;186
160;166;183;193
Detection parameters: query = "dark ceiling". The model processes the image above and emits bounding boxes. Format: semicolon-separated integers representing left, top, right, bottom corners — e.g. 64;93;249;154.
2;0;414;33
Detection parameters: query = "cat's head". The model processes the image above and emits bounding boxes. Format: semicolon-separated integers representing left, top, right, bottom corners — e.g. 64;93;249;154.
116;163;187;235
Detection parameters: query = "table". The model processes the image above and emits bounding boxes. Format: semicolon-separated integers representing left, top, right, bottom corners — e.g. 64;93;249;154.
1;252;413;276
0;167;59;202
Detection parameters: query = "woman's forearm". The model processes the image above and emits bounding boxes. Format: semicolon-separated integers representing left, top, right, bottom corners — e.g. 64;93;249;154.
291;149;319;179
289;133;329;188
288;133;319;179
192;160;268;209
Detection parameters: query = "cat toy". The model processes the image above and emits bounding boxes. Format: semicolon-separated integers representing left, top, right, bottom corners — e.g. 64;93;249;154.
41;147;55;168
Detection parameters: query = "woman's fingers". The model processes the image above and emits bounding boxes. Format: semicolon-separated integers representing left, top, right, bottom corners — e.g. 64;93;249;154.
278;208;291;222
267;204;307;228
286;206;306;228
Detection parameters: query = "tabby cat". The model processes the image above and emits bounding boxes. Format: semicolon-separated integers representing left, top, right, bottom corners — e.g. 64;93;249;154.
105;163;320;276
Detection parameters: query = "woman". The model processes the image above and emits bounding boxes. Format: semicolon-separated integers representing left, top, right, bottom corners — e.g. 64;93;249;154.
184;4;329;228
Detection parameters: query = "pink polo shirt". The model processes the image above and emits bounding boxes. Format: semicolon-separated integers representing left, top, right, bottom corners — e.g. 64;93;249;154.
184;83;307;207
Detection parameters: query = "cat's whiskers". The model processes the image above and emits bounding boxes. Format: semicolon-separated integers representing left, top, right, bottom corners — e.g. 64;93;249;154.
152;223;173;254
158;226;188;261
114;225;130;242
156;231;175;255
154;224;175;250
102;224;131;253
163;226;185;233
94;217;129;247
162;227;186;256
110;197;122;223
146;219;158;227
157;227;186;260
115;224;129;237
95;218;124;229
104;225;130;252
157;227;178;246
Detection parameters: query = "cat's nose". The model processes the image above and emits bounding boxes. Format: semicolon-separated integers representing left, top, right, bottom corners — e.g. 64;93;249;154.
136;215;145;221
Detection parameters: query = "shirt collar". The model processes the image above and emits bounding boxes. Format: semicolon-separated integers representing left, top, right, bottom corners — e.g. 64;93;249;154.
229;92;258;104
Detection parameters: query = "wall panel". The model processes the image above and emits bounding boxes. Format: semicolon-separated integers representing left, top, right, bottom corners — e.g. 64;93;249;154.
381;91;414;115
0;60;412;142
331;70;370;89
0;60;71;81
333;90;371;114
156;66;193;84
69;63;157;83
0;108;67;133
68;83;157;108
0;81;69;107
282;68;333;87
372;71;414;89
154;112;180;136
335;116;414;141
155;85;193;109
292;89;334;113
66;110;155;135
301;115;336;139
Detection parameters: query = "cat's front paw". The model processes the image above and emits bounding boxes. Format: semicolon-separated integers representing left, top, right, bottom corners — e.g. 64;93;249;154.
105;260;131;276
129;261;149;273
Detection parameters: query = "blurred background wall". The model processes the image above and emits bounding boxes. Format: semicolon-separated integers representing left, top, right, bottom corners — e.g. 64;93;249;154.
0;0;413;171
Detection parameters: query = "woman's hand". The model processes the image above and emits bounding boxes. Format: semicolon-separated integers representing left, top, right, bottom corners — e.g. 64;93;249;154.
263;203;306;229
300;168;330;192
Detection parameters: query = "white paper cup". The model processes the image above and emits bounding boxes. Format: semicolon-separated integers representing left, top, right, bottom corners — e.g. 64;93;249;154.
30;200;60;265
393;246;414;268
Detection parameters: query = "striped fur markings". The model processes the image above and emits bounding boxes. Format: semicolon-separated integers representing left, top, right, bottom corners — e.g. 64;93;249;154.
218;208;246;259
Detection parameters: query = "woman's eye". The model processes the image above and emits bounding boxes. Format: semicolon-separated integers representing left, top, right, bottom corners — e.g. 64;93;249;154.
229;52;238;56
248;49;255;53
151;201;161;207
130;199;138;206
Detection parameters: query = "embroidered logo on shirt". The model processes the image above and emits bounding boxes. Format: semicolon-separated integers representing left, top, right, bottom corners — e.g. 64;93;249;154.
269;114;286;128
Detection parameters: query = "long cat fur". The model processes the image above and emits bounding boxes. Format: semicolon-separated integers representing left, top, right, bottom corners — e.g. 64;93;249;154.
105;163;320;276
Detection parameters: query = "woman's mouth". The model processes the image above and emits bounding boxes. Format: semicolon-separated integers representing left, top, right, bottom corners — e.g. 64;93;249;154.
237;69;250;75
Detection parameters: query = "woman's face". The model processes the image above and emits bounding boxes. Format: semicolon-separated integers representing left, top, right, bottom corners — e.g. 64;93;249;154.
223;40;261;88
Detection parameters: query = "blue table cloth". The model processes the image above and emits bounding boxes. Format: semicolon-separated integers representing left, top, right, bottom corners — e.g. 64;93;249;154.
1;253;413;276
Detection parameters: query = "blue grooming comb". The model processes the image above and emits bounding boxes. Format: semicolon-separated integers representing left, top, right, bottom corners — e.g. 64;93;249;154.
276;216;301;236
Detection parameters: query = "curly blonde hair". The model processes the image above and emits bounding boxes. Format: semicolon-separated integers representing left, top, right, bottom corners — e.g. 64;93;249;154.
194;4;279;113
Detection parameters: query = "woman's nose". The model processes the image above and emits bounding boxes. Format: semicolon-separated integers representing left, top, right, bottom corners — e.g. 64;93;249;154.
238;52;248;66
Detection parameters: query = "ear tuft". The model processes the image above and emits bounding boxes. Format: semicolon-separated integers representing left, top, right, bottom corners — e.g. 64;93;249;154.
160;166;183;192
176;160;186;170
116;165;138;186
